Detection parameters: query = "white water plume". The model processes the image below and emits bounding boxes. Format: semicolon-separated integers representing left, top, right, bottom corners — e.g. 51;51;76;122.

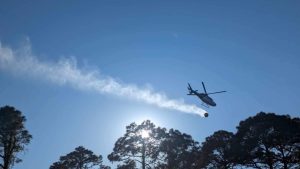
0;41;207;117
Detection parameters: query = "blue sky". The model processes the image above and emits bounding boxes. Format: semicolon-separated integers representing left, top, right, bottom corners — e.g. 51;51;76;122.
0;1;300;168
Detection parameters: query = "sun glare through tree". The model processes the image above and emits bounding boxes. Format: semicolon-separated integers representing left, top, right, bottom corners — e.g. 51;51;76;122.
140;130;150;139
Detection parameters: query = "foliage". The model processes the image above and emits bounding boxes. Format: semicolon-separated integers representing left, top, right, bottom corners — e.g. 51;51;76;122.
108;114;299;169
198;130;236;169
158;129;200;169
234;112;300;169
116;160;136;169
108;120;166;169
108;120;201;169
0;105;32;169
50;146;110;169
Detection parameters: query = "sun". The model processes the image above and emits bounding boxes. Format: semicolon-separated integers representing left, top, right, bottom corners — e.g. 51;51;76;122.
140;130;150;138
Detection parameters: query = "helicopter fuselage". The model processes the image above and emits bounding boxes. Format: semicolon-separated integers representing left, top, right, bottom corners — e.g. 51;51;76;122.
195;93;216;106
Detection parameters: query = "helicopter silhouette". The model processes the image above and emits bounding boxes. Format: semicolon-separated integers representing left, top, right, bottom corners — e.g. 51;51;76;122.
187;82;226;117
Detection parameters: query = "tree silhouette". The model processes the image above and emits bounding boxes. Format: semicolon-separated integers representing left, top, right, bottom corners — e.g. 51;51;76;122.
50;146;110;169
158;129;200;169
234;112;300;169
116;160;136;169
108;120;166;169
0;105;32;169
198;130;236;169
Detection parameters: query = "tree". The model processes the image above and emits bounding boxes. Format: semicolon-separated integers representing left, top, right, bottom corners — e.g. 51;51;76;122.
116;160;136;169
50;146;110;169
158;129;200;169
0;105;32;169
234;112;300;169
198;130;236;169
108;120;167;169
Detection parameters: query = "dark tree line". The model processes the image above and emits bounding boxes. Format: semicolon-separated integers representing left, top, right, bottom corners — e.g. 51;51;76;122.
232;112;300;169
108;113;300;169
1;105;299;169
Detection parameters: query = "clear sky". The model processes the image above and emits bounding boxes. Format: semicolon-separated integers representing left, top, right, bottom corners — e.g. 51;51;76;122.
0;0;299;168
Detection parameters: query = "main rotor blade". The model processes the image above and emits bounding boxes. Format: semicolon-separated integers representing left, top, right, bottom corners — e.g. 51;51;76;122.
202;82;207;94
207;91;226;95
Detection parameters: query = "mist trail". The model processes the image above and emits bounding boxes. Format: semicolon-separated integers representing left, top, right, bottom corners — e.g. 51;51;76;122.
0;41;207;117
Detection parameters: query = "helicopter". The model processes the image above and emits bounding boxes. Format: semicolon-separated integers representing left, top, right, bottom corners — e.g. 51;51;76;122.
187;82;226;117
